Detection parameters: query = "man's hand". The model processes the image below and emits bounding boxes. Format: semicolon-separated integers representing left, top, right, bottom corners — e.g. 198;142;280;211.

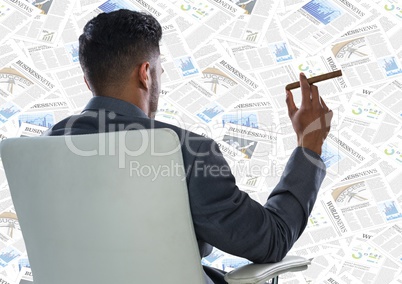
286;73;333;156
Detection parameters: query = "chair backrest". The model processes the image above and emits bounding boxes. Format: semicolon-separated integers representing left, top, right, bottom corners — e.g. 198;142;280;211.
0;129;206;284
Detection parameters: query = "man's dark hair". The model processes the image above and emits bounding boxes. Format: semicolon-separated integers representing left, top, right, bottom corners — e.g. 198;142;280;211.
79;9;162;92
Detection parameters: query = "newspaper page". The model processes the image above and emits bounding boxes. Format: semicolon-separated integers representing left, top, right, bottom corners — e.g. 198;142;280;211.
350;0;400;37
16;122;48;137
388;26;402;56
210;99;283;196
292;198;352;248
390;274;402;284
280;0;370;55
219;98;277;132
318;273;364;284
291;239;352;280
330;22;402;87
318;128;377;191
175;0;243;51
378;0;402;22
15;266;33;283
0;276;15;284
148;0;193;33
323;165;402;239
219;0;279;45
215;123;280;194
370;79;402;121
26;15;81;72
0;0;41;46
76;0;167;31
13;96;71;136
164;57;260;126
13;0;78;46
192;39;232;71
230;16;297;72
369;224;402;267
337;234;400;283
398;49;402;66
27;97;71;123
302;256;340;283
379;132;402;167
277;0;306;13
327;122;400;179
154;97;200;130
160;21;201;86
0;40;30;99
52;65;92;111
0;57;57;128
332;123;401;189
339;93;401;147
80;0;105;11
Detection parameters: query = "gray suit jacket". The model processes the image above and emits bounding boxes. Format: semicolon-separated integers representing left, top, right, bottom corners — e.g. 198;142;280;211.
45;96;325;267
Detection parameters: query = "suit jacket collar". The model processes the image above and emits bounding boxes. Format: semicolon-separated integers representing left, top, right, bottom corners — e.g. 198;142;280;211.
82;96;149;119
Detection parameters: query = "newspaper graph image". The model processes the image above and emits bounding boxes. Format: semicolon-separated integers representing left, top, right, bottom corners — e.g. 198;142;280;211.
378;56;402;77
302;0;344;25
1;0;402;283
222;111;259;128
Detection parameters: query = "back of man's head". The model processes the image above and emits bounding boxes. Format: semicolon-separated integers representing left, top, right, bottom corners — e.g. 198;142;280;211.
79;9;162;94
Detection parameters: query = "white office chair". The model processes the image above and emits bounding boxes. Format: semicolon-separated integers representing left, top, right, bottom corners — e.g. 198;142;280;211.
0;129;310;284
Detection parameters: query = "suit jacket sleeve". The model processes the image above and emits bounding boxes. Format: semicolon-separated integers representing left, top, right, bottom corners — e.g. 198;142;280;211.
186;139;326;263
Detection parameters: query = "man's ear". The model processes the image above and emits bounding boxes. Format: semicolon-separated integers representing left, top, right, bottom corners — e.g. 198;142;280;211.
83;76;91;91
138;61;150;90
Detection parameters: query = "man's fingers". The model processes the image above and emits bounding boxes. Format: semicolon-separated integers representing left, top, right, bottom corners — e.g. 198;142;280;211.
325;110;333;127
286;90;297;116
320;96;330;112
300;73;311;107
311;84;320;108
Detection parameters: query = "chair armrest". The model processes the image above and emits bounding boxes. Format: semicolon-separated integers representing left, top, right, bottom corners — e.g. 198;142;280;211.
224;256;311;284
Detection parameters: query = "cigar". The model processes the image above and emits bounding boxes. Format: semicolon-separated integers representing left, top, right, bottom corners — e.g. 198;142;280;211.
285;70;343;90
